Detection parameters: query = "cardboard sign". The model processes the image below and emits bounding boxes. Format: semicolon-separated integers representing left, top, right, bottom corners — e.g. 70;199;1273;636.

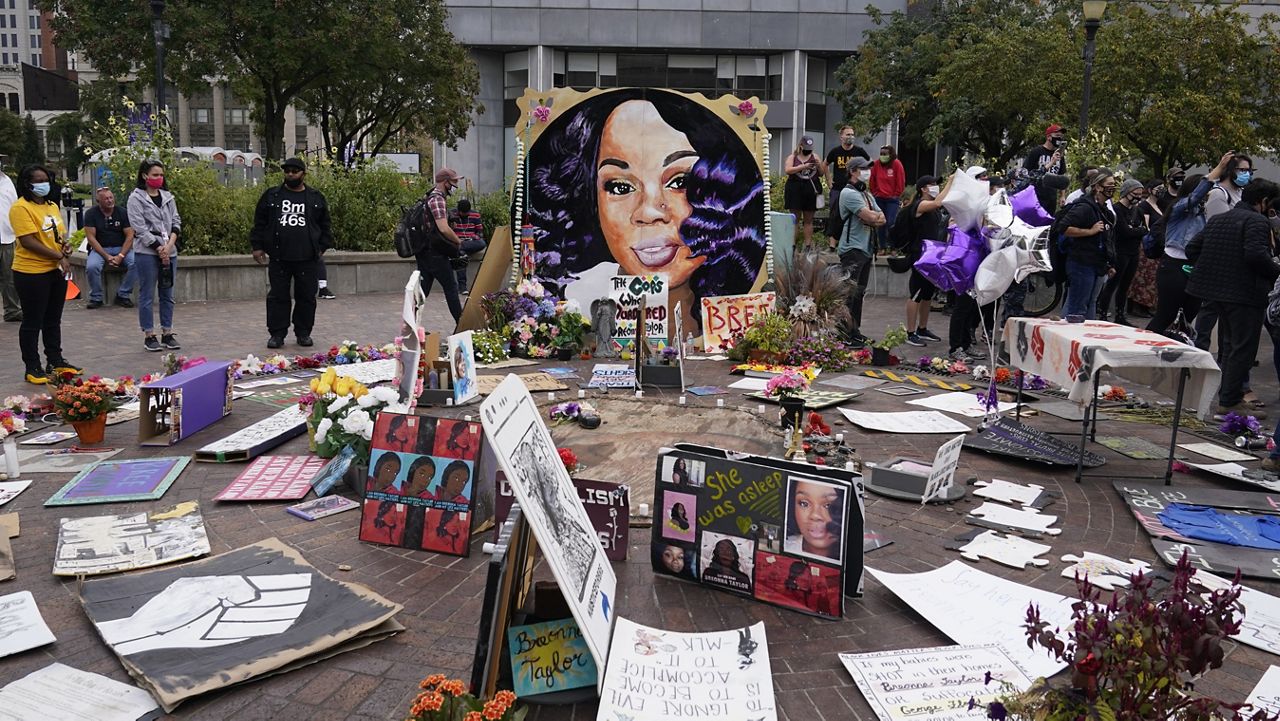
921;435;965;505
1150;538;1280;580
0;481;31;507
700;292;776;352
840;644;1035;721
286;495;359;521
506;618;598;697
45;456;190;506
475;372;568;396
139;361;233;446
215;455;329;501
1246;666;1280;717
610;273;668;351
0;663;159;721
360;413;484;557
650;447;859;619
1196;572;1280;659
838;409;969;435
587;364;635;389
964;417;1106;467
597;618;776;721
496;476;630;561
0;591;55;659
481;374;618;680
53;501;210;576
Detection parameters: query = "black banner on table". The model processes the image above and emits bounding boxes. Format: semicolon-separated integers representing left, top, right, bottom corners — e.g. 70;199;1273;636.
964;418;1106;467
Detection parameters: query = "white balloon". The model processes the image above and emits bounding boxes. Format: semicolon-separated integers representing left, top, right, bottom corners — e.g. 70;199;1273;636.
942;170;990;234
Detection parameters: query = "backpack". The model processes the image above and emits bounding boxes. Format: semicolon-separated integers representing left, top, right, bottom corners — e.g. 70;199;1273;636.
1267;277;1280;327
393;196;431;258
886;198;917;253
1047;198;1085;284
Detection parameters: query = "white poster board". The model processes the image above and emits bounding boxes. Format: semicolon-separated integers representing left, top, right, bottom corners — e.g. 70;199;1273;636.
480;375;618;682
1196;572;1280;658
1247;666;1280;716
839;644;1035;721
0;480;31;507
0;662;159;720
610;274;668;351
0;591;55;658
597;618;776;721
838;409;970;434
921;435;965;505
588;364;636;389
867;561;1072;679
907;392;1017;418
448;330;479;405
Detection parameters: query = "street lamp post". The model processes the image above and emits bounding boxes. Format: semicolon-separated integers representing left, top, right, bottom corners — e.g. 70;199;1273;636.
1078;0;1107;138
150;0;167;119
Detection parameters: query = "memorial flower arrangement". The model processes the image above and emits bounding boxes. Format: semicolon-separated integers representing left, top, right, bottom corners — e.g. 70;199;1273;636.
2;394;49;420
1099;384;1128;402
473;330;509;364
558;447;581;475
765;369;810;398
0;409;25;441
407;675;525;721
1220;412;1263;439
731;362;819;381
226;342;396;380
553;307;589;352
548;401;581;424
785;333;854;371
52;378;114;423
303;367;407;462
979;552;1270;721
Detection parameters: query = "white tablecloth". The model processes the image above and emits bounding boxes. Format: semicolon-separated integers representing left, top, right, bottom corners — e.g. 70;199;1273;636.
1003;318;1220;420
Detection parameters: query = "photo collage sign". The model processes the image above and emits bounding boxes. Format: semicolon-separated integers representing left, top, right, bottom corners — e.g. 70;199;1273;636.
359;412;484;557
650;446;860;619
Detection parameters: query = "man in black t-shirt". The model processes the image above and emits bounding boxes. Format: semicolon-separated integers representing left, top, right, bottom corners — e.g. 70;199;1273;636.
83;187;136;309
824;125;870;248
1022;123;1068;213
251;157;333;349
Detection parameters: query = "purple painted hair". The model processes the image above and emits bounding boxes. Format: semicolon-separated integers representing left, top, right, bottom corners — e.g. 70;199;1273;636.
523;89;766;317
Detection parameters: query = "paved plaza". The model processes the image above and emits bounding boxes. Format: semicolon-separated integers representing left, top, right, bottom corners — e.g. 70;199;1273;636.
0;282;1278;720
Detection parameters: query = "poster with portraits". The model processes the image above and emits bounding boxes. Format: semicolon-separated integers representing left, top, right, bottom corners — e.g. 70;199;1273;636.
358;411;484;557
650;446;859;619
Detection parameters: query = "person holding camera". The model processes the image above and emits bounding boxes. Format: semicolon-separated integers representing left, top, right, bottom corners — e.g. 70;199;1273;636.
251;157;332;349
1059;169;1118;320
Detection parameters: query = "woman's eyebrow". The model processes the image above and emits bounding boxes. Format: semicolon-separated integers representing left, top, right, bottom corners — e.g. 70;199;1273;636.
664;150;698;166
599;158;628;170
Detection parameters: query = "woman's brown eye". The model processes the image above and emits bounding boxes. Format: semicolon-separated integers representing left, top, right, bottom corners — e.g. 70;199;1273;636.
665;174;687;191
604;180;634;196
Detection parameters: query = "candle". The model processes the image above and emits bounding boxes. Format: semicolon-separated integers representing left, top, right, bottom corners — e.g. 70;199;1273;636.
464;415;473;422
679;396;687;405
547;392;555;401
2;438;17;479
635;390;644;398
716;399;725;408
757;404;766;414
445;398;454;406
578;390;586;399
638;503;651;516
835;433;844;443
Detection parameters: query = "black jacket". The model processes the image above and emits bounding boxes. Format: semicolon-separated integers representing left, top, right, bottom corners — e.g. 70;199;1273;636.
1112;202;1147;256
250;185;333;261
1060;195;1116;272
1186;203;1279;307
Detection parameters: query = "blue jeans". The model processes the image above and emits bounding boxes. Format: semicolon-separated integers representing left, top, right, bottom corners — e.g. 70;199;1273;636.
875;196;900;250
136;253;176;333
85;246;136;302
455;238;486;290
1064;260;1105;319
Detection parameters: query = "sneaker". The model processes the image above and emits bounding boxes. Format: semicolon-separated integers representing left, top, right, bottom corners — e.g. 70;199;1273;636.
966;345;989;360
24;366;47;385
917;328;941;342
949;349;976;363
297;336;314;347
47;359;82;376
1263;457;1280;474
267;336;284;349
1217;402;1267;420
847;333;871;348
85;300;103;309
114;296;134;308
144;335;162;352
161;333;181;350
460;290;470;297
3;314;20;322
317;287;336;300
905;332;926;347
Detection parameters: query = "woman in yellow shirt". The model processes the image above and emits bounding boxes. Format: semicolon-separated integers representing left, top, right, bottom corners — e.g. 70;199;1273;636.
10;164;79;384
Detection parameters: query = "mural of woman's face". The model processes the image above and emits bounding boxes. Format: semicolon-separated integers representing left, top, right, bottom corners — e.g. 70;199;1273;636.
793;481;839;557
376;457;401;489
662;545;685;573
596;100;706;288
443;466;469;497
406;463;435;496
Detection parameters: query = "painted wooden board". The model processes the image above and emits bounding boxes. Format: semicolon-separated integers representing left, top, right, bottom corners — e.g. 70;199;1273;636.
966;502;1061;536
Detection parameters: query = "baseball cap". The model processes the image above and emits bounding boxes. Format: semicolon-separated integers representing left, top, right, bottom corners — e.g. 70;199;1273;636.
800;135;815;149
915;175;938;190
434;168;461;183
966;165;988;179
281;157;306;171
1045;124;1064;137
847;157;871;170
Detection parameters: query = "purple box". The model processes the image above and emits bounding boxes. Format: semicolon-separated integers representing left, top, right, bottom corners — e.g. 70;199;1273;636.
139;361;233;446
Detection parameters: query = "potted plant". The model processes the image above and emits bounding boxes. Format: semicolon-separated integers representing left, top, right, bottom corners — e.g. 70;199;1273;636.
553;309;588;360
743;311;794;363
301;368;409;495
52;377;114;445
870;324;908;366
765;369;810;429
406;674;525;721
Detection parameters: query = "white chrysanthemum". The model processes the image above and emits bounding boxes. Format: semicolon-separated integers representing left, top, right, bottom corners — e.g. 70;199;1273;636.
339;409;374;440
314;417;333;444
367;386;399;404
327;394;351;413
789;295;818;321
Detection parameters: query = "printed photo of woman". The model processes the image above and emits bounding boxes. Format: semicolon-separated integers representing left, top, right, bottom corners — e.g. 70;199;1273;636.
651;542;697;581
783;478;845;563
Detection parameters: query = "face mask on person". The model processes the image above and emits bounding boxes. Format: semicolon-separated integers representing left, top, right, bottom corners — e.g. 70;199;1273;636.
1169;177;1184;191
1051;136;1066;149
145;176;164;189
879;154;891;163
1235;170;1252;187
30;181;49;197
926;185;940;197
284;176;303;189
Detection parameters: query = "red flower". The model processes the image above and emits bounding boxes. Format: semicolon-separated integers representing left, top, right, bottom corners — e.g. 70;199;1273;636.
558;447;578;471
1075;651;1101;675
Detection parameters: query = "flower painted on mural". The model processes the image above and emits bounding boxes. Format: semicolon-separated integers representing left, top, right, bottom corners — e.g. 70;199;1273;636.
730;100;757;118
532;105;551;123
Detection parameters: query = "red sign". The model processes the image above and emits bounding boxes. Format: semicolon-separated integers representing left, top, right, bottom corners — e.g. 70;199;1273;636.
215;455;328;501
701;292;776;351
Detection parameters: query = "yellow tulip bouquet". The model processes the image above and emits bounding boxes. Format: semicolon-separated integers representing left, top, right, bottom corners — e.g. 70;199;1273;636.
300;367;408;463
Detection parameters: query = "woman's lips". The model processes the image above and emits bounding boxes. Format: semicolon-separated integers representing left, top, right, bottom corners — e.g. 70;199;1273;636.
632;243;680;268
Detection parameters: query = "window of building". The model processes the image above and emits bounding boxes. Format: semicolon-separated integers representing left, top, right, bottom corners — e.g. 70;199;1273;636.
1;16;6;28
667;54;716;96
565;52;597;91
7;92;17;112
26;14;32;29
552;50;565;88
225;108;248;125
29;53;37;66
616;54;664;88
503;50;528;128
295;108;308;126
192;108;210;124
1;35;6;47
11;34;17;48
767;55;784;102
804;56;827;135
30;33;38;49
735;56;768;99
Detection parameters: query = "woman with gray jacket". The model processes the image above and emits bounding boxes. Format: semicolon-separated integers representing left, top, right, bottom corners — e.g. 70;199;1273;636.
127;160;182;351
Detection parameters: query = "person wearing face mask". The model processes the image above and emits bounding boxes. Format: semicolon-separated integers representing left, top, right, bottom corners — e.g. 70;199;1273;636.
9;164;80;384
127;159;182;353
1126;178;1164;319
1096;178;1147;324
1186;178;1280;419
902;175;949;347
1023;124;1069;213
414;168;465;323
837;156;885;346
1059;169;1118;320
784;135;827;254
824;125;870;251
1147;152;1234;336
869;145;905;251
0;156;19;323
251;157;333;349
1205;154;1253;220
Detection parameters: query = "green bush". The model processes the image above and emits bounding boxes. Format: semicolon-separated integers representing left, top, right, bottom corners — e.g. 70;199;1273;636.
472;188;511;245
166;164;259;255
769;173;786;213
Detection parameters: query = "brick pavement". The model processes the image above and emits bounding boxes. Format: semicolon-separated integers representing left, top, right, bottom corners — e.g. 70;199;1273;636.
0;281;1278;720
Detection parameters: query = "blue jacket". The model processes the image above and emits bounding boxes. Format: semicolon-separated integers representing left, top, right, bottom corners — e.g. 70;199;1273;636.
1163;178;1213;257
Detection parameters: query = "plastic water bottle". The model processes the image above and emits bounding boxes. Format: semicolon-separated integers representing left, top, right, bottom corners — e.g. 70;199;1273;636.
684;332;696;356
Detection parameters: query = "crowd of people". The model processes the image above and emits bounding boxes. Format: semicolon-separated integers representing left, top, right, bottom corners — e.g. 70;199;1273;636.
807;124;1280;440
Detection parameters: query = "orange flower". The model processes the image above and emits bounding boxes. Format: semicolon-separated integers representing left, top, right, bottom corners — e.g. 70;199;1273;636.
420;673;446;689
464;713;484;721
483;699;507;719
439;679;467;696
418;692;444;712
493;690;516;706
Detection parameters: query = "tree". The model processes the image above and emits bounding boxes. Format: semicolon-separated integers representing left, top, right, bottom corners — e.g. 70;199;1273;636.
40;0;480;160
16;115;45;168
0;111;24;162
297;0;480;162
46;112;87;176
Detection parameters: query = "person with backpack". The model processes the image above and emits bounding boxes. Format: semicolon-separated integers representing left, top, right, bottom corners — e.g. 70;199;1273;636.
1191;154;1257;375
899;175;949;347
836;156;884;346
416;168;465;323
1058;169;1118;320
1146;151;1234;335
251;157;332;349
1096;178;1147;324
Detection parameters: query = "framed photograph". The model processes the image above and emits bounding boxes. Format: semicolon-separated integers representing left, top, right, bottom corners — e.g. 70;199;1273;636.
783;476;847;564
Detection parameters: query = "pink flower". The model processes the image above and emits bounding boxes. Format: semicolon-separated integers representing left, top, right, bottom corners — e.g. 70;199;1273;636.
532;105;551;122
519;331;532;342
737;100;755;117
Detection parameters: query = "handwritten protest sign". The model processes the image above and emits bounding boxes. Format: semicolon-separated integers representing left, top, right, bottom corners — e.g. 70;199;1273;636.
920;435;964;505
588;364;636;389
701;292;775;351
610;274;668;352
597;618;776;721
840;644;1035;721
507;618;598;697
